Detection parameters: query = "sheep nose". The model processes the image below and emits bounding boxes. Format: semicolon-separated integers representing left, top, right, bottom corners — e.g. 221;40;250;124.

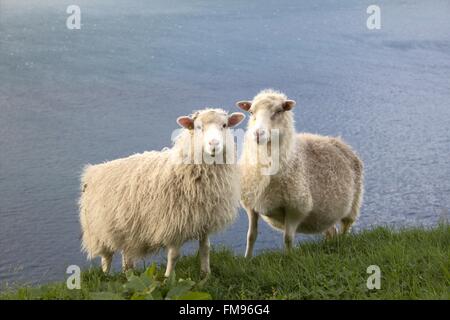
254;129;266;138
209;139;220;147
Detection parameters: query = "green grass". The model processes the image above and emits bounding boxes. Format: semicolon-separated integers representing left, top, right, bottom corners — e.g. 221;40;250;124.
1;225;449;300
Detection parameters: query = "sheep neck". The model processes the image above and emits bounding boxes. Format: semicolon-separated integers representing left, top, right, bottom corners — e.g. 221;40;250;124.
242;124;296;174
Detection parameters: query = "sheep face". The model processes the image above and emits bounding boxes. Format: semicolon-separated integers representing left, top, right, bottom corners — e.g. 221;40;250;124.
177;109;245;158
236;91;296;145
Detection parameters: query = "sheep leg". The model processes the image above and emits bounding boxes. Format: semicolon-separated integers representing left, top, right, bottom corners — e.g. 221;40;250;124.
245;208;259;258
199;235;211;275
164;245;180;277
341;217;354;234
283;211;301;252
324;225;338;240
101;252;113;273
122;252;134;272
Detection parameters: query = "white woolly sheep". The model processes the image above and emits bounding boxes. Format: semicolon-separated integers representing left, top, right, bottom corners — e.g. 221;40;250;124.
237;89;364;257
79;108;245;275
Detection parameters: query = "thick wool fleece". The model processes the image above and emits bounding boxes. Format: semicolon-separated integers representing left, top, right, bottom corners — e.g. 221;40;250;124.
79;109;240;261
240;90;364;234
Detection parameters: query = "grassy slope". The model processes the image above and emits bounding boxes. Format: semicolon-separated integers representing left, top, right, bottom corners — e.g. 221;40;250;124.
1;225;449;300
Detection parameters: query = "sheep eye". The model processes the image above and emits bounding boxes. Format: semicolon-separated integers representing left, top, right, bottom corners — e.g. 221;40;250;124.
222;123;227;128
196;125;202;130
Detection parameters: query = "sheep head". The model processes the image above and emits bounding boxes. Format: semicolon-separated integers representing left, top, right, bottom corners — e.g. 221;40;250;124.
236;89;295;145
177;108;245;158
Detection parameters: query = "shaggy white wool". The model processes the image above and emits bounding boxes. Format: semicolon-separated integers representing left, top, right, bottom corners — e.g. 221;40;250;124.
79;108;242;273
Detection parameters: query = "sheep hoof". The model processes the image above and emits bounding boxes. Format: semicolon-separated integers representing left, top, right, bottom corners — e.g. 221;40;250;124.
324;225;339;240
244;250;254;259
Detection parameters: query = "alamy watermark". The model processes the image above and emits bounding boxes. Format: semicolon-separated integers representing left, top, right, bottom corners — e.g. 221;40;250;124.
169;125;281;176
66;265;81;289
366;265;381;290
366;5;381;30
66;5;81;30
65;5;380;31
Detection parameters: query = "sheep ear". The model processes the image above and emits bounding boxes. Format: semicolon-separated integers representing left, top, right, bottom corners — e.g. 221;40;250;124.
228;112;245;128
177;116;194;129
283;100;296;111
236;101;252;111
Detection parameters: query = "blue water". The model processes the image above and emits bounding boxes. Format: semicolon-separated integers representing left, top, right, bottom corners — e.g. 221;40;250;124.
1;0;449;285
